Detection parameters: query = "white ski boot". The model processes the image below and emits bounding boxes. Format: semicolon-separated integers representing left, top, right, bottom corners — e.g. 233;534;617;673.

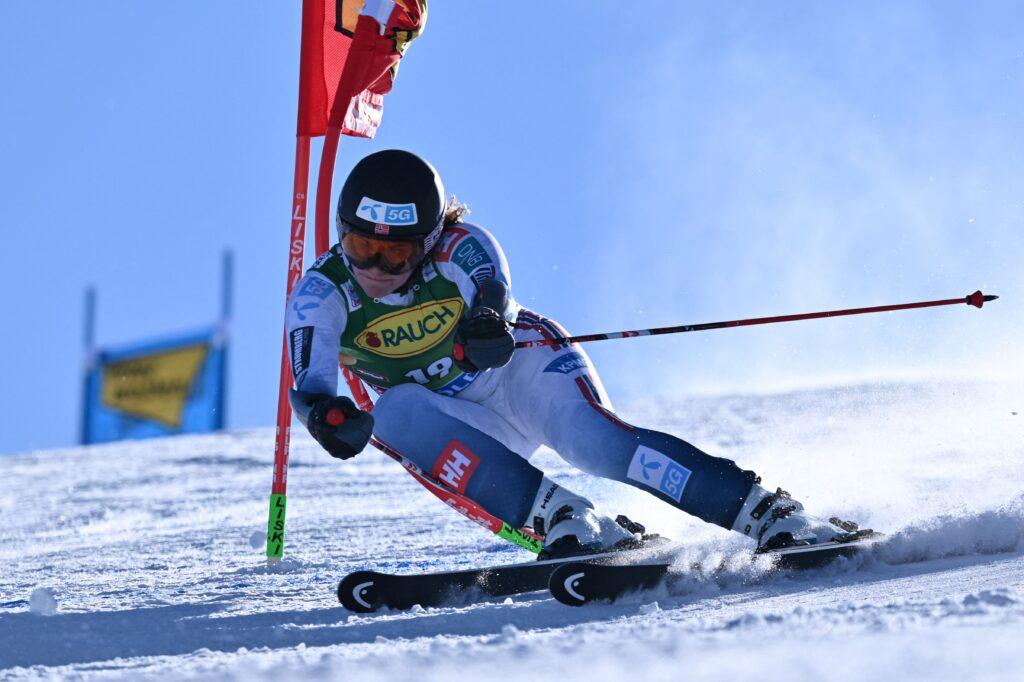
529;479;640;560
731;484;865;551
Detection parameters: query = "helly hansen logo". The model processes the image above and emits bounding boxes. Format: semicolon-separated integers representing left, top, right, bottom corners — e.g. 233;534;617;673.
432;441;480;494
626;445;691;503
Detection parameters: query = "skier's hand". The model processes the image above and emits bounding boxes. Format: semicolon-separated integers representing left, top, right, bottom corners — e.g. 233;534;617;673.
300;393;374;460
453;307;515;372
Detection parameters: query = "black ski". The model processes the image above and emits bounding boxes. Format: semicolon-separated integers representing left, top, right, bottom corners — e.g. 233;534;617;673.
338;543;678;613
549;532;883;607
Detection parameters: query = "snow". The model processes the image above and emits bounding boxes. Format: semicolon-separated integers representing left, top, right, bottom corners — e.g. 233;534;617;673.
27;589;57;617
248;530;267;550
2;379;1023;680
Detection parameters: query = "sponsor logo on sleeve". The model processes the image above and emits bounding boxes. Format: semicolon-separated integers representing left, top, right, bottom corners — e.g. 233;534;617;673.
356;196;418;226
296;276;334;300
432;440;480;494
340;280;362;311
435;226;469;263
289;326;314;385
291;302;319;321
626;445;691;503
355;298;464;358
543;351;588;374
292;277;334;320
451;237;493;274
469;264;497;287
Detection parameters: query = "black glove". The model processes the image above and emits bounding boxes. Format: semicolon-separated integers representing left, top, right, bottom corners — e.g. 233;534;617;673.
299;393;374;460
453;306;515;372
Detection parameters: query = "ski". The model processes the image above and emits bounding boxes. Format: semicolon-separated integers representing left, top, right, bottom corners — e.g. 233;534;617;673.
548;532;884;607
337;543;678;613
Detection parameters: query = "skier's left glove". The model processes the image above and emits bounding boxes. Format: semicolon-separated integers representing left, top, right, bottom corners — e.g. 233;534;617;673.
453;307;515;372
291;391;374;460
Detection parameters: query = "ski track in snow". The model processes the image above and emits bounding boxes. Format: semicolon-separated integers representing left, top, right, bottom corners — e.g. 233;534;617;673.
1;379;1023;680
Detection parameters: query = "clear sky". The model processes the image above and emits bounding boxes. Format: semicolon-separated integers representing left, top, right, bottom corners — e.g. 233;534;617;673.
1;2;1021;455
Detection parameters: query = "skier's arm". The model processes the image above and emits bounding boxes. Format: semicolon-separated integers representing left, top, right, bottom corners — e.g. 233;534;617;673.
285;272;374;459
285;272;347;409
434;222;519;323
453;278;516;371
434;223;519;371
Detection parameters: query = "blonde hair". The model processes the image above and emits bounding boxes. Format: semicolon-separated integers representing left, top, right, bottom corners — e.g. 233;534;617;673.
443;195;470;227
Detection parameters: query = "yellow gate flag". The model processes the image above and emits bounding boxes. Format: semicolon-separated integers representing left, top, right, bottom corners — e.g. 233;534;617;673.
100;344;209;429
82;328;227;444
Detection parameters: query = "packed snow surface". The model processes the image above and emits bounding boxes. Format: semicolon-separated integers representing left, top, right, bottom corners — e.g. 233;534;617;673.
2;380;1023;680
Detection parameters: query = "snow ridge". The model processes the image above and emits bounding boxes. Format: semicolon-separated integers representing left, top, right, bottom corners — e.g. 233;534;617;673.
876;494;1024;564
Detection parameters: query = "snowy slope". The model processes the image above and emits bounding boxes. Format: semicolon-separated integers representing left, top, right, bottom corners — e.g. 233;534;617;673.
2;379;1023;681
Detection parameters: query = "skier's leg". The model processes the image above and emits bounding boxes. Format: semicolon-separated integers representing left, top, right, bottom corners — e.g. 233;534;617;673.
372;383;633;551
502;312;754;528
505;311;864;548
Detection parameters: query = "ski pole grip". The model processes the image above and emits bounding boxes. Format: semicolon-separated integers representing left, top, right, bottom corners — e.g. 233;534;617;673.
326;408;346;426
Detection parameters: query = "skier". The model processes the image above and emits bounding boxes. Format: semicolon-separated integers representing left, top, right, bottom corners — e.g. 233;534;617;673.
286;149;864;559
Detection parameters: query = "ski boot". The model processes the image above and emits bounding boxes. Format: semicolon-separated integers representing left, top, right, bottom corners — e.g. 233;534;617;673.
529;479;651;560
731;484;873;551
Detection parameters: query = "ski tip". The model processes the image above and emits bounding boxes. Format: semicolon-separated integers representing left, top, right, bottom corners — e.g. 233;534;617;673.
967;290;998;308
338;570;383;613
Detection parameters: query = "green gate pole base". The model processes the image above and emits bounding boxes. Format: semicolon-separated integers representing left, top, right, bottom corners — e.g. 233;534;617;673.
498;522;542;554
266;493;287;560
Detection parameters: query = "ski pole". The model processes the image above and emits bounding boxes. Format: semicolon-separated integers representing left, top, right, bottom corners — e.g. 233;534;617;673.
373;435;543;554
515;290;998;350
342;367;543;554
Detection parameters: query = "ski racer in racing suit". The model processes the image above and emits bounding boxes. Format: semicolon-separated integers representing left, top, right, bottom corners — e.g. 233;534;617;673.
286;149;863;558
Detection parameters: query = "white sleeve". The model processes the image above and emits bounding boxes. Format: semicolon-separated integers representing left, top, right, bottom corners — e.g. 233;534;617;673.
285;271;348;415
433;222;519;321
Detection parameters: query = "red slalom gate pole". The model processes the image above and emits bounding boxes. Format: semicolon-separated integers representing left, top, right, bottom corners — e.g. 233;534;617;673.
516;290;999;350
266;136;312;561
314;125;341;256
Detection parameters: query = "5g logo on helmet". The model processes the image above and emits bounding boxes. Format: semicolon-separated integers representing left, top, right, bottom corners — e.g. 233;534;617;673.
356;196;419;226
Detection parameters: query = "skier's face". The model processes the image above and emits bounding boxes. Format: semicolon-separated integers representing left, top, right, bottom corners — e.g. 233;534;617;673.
351;265;413;298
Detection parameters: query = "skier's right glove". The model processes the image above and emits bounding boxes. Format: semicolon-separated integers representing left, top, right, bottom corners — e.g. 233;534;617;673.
292;391;374;460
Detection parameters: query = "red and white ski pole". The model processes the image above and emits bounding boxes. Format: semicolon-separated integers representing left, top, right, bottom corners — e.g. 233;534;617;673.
515;290;998;350
342;368;543;554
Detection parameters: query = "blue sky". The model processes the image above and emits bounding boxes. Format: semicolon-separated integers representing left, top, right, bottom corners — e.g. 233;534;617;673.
1;2;1021;454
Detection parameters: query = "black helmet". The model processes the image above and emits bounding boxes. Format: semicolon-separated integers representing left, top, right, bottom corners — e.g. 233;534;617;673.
337;149;446;252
